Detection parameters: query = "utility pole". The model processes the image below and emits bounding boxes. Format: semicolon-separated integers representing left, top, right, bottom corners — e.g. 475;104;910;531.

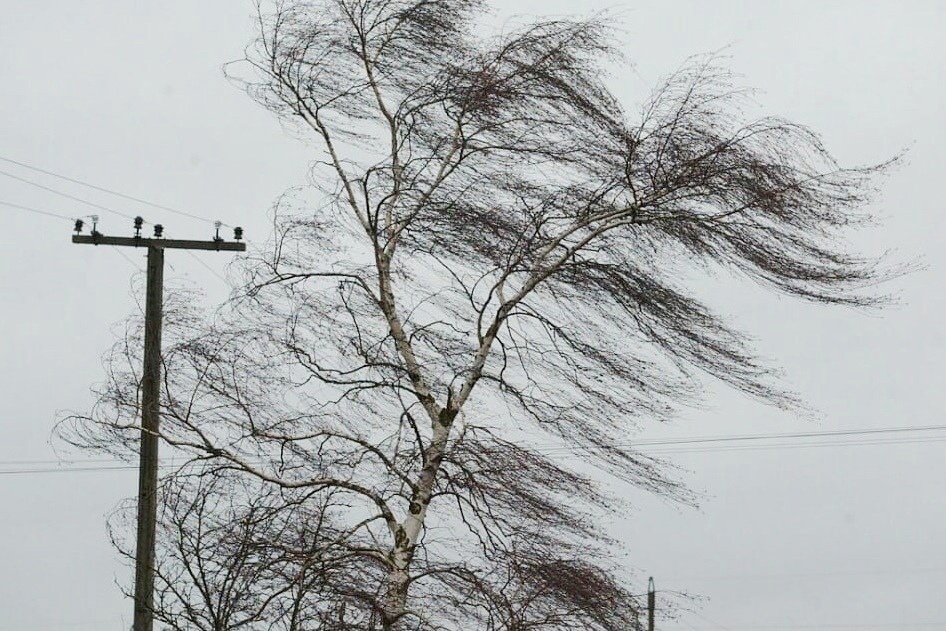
647;576;656;631
72;216;245;631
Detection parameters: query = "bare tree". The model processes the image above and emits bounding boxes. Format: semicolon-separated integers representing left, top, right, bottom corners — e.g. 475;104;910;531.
108;467;397;630
62;0;899;628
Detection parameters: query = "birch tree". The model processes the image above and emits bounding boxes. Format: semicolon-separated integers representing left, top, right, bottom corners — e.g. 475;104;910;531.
63;0;897;628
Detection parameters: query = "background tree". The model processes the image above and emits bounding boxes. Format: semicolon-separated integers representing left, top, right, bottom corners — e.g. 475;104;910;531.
141;474;386;630
62;0;898;628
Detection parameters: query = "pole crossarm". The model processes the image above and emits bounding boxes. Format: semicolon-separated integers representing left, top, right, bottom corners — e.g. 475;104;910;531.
72;234;246;251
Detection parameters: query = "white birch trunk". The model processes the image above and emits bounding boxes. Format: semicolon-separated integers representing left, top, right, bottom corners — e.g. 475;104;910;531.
380;413;453;628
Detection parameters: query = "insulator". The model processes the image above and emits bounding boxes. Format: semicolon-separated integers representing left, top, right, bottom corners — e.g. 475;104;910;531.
153;224;164;238
74;218;84;234
233;226;243;241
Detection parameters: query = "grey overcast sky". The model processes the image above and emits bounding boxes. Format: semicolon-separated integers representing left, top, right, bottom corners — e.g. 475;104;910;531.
1;1;944;629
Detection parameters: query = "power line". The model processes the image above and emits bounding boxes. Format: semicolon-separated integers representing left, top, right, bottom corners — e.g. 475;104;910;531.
526;424;946;457
3;431;941;468
0;167;138;221
184;248;229;284
0;199;76;222
111;245;146;271
520;436;946;460
0;460;210;475
0;620;122;630
0;154;229;226
2;424;944;475
667;566;946;582
689;610;734;631
0;458;255;476
623;435;946;456
0;465;139;475
0;458;124;465
597;423;946;449
5;423;945;470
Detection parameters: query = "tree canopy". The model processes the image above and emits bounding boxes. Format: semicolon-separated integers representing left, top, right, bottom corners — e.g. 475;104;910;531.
62;1;897;629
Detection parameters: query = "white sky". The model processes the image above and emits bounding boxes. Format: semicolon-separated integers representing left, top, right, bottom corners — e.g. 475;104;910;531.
1;1;944;629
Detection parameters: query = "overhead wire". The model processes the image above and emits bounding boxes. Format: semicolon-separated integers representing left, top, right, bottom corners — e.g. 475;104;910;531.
689;610;735;631
110;245;145;271
666;565;946;582
2;423;944;475
0;460;232;476
589;423;946;449
0;465;140;475
0;455;200;476
524;423;946;457
640;435;946;455
0;199;76;222
0;153;230;226
183;248;230;284
0;458;125;466
0;620;121;630
0;167;138;221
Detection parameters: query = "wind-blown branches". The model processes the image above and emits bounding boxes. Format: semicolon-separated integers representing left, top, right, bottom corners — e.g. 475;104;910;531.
64;1;898;628
106;470;400;630
434;540;644;631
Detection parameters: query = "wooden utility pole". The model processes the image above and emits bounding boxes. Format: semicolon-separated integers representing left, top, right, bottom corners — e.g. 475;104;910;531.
648;576;656;631
73;217;245;631
134;242;163;630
